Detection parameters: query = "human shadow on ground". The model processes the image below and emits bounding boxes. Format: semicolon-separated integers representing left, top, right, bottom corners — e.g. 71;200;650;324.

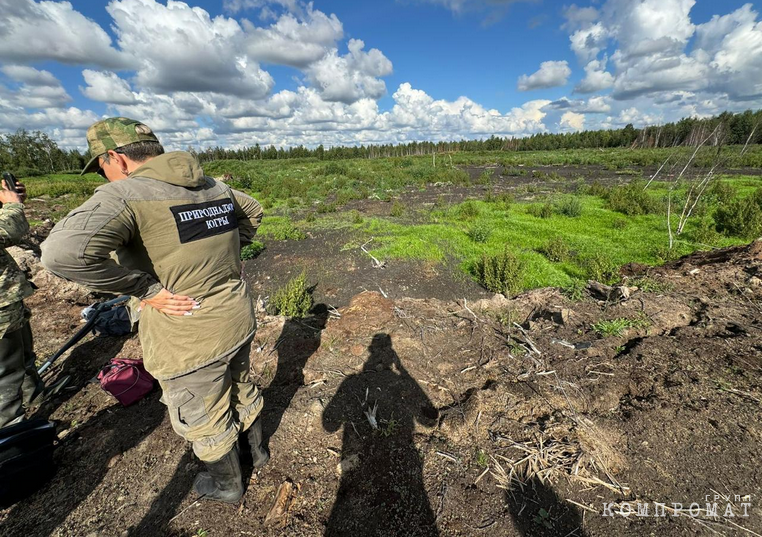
506;478;587;537
261;304;329;444
31;333;128;422
0;330;169;536
128;448;196;536
0;393;165;536
128;306;330;534
322;333;440;537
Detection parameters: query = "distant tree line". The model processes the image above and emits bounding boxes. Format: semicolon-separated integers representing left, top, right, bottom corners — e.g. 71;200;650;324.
0;130;87;176
2;109;761;175
192;109;762;162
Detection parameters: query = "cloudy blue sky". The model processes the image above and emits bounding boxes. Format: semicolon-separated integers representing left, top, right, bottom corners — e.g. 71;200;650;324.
0;0;759;150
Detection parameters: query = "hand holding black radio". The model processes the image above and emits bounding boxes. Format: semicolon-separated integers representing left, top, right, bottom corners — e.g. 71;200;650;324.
0;172;25;204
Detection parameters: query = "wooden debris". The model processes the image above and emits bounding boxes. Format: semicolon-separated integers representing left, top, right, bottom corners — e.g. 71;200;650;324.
264;479;300;528
360;238;386;268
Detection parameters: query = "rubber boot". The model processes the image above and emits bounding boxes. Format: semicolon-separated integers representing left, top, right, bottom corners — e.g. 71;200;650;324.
246;417;270;468
193;447;244;503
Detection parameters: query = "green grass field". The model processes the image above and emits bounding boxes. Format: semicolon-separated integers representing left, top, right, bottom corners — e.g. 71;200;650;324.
17;148;761;294
304;173;750;284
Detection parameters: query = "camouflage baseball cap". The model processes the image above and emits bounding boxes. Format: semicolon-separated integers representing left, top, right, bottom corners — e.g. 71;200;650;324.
81;117;160;175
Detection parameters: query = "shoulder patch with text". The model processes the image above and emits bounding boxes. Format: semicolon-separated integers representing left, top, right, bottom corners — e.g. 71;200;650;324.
170;199;238;244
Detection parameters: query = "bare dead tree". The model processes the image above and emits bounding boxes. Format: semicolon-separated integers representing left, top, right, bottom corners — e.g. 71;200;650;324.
675;123;729;236
740;118;760;157
667;192;674;250
644;151;676;190
663;123;728;248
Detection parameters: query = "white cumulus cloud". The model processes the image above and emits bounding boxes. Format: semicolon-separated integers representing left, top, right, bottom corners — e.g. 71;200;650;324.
0;0;130;69
306;39;392;103
107;0;274;98
560;111;585;131
243;6;343;68
574;58;614;93
0;65;71;108
81;70;138;105
517;60;571;91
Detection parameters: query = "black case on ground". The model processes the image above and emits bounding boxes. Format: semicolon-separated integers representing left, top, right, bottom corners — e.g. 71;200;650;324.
0;419;56;507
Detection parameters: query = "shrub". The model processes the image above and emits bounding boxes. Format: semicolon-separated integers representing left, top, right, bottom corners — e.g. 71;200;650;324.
691;217;721;245
390;200;405;217
336;188;364;206
305;211;317;222
477;169;494;185
580;252;619;284
319;162;348;176
316;202;337;214
714;191;762;239
611;217;628;229
527;202;554;218
585;181;609;198
555;196;583;217
267;271;313;318
432;167;471;186
467;223;492;243
262;221;306;241
561;279;586;301
486;191;514;209
240;241;265;260
350;210;363;224
652;245;681;264
606;182;661;215
14;167;44;178
540;236;571;262
456;200;480;219
474;247;526;296
707;181;737;206
227;175;253;190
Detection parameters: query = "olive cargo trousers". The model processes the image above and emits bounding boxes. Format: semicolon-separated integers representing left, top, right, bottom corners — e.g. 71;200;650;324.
158;339;263;462
0;321;45;428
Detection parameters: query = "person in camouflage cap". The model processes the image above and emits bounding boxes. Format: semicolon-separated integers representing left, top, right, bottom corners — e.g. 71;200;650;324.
80;117;160;176
0;178;69;428
42;117;269;504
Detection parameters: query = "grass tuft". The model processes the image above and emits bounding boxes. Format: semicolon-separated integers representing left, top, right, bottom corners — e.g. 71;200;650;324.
240;241;265;260
474;247;526;296
592;316;649;337
267;271;313;318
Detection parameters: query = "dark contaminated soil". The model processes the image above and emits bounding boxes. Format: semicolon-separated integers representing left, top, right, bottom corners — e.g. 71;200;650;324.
244;229;490;309
1;167;761;536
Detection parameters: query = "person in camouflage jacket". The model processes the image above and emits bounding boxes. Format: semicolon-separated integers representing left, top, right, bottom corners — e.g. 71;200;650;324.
0;179;68;428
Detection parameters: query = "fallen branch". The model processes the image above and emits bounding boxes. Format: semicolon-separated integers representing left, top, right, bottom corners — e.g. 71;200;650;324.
360;238;386;268
264;480;300;528
512;322;541;356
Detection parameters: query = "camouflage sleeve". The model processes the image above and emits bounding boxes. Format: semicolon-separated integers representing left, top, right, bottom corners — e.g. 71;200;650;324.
40;192;161;299
231;189;263;247
0;202;29;247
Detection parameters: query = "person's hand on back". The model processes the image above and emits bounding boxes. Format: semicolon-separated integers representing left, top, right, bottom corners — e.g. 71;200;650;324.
142;288;199;316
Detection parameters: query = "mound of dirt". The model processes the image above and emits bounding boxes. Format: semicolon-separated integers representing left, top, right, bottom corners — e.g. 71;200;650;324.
8;246;95;305
1;241;760;536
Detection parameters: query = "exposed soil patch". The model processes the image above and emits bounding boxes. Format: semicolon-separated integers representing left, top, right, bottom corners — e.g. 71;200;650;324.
1;225;760;536
245;229;490;308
